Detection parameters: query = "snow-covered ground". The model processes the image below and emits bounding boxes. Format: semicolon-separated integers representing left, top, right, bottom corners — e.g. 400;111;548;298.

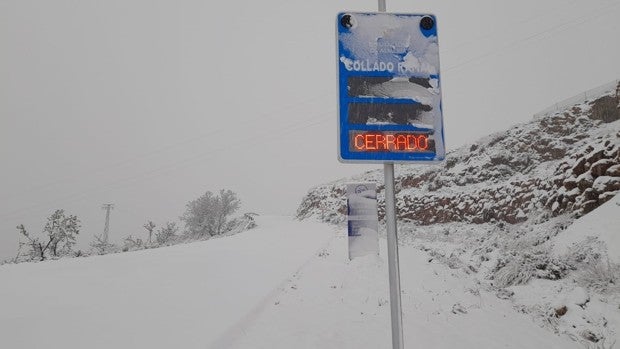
553;193;620;264
0;215;583;349
227;227;580;349
0;216;333;349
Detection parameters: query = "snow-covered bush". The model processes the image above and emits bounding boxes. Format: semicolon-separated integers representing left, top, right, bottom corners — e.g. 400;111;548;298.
122;235;145;252
155;221;179;245
90;234;119;255
576;258;620;294
493;247;569;287
225;213;258;235
561;237;605;266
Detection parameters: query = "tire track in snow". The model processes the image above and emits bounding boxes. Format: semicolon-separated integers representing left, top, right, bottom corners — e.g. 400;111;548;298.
209;227;336;349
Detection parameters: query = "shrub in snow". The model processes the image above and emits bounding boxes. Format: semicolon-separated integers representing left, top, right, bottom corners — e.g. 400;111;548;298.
493;247;569;287
122;235;145;252
90;234;119;255
581;329;602;344
562;237;605;266
155;221;179;245
576;258;620;294
16;209;81;261
225;213;258;235
585;339;617;349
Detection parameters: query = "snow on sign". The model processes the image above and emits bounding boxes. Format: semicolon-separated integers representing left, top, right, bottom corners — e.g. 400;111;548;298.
337;12;446;163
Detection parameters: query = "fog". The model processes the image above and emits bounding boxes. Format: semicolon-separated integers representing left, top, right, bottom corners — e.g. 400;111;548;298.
1;0;619;261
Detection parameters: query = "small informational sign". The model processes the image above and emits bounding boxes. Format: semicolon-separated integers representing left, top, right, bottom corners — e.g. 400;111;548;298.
337;12;445;163
347;183;379;259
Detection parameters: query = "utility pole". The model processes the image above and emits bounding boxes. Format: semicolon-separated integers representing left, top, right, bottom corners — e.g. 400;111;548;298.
102;204;114;244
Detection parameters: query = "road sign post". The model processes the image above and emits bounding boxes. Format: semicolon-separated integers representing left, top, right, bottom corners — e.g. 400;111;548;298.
337;3;446;348
384;162;404;349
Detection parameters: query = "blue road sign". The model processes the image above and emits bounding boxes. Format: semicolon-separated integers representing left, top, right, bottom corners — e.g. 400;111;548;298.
337;12;446;163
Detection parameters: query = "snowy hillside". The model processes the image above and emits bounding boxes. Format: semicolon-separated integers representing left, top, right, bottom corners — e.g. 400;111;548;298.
0;217;333;348
298;84;620;347
299;88;620;225
0;216;583;349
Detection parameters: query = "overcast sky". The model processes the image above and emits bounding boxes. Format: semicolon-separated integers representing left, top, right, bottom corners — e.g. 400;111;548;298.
1;0;619;261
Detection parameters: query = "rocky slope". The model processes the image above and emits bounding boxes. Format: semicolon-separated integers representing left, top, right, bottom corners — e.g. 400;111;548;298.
297;83;620;347
298;89;620;226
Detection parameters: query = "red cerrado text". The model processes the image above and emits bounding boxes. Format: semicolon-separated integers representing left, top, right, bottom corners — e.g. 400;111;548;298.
351;132;430;152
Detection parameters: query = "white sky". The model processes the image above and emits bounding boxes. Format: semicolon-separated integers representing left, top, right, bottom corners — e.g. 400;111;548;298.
1;0;620;260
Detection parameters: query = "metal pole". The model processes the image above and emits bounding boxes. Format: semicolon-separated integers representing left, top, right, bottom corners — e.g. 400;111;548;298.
378;0;386;12
384;163;404;349
377;0;404;345
102;203;114;244
377;1;403;347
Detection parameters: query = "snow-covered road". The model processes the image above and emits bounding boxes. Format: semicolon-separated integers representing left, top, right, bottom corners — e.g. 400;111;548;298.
226;226;581;349
0;216;333;349
0;216;580;348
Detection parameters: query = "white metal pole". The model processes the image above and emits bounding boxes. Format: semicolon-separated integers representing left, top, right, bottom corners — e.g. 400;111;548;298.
384;163;405;349
378;3;404;347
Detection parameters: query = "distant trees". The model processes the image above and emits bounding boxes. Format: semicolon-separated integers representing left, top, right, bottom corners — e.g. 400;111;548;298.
16;209;81;261
180;189;241;239
9;189;247;264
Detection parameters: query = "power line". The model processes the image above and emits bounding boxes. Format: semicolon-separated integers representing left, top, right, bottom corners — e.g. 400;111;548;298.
444;0;620;73
0;109;335;220
2;91;332;204
443;0;584;55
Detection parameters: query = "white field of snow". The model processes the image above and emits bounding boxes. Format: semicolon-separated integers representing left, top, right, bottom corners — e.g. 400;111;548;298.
553;193;620;263
0;216;333;349
226;229;580;349
0;216;582;349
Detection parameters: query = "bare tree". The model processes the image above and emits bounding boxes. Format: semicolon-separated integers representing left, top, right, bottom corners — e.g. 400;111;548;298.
143;221;156;245
16;210;81;261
